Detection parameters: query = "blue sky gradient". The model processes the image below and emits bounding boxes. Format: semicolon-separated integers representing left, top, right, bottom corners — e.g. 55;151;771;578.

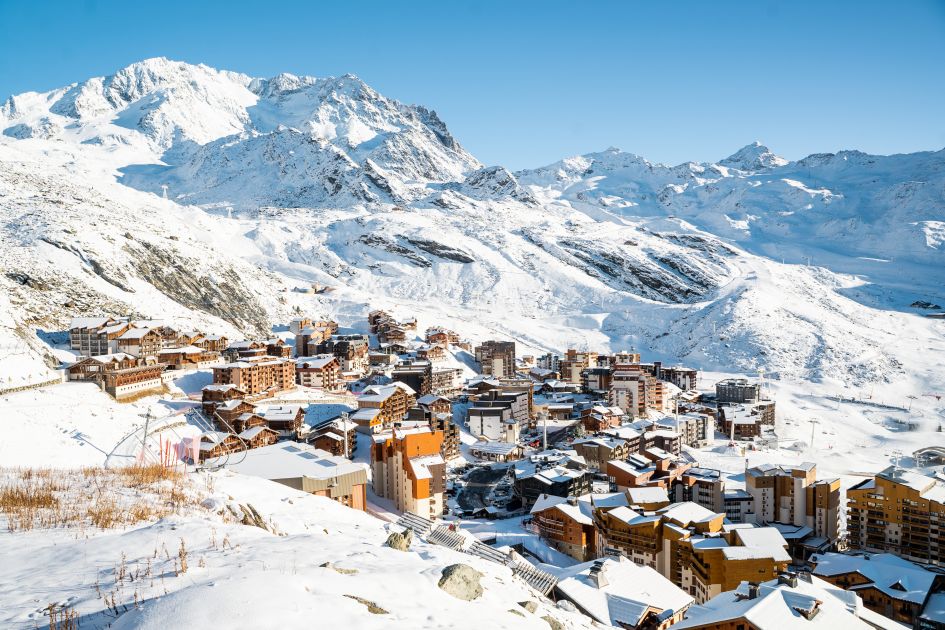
2;0;943;169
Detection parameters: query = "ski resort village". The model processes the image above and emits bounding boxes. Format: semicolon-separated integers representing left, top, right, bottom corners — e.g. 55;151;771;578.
0;306;943;630
0;50;943;630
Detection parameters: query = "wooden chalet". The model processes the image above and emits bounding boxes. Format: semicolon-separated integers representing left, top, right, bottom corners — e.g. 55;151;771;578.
116;327;163;358
266;338;293;359
158;345;221;369
238;425;280;449
256;405;305;437
67;353;165;400
197;432;245;462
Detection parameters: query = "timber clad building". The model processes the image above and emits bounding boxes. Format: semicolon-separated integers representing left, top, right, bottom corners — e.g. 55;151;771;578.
212;357;295;396
66;353;165;399
847;466;945;567
295;355;341;390
596;501;791;604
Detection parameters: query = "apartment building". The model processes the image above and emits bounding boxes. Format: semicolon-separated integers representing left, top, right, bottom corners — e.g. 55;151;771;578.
656;364;698;392
68;317;129;356
116;327;163;358
513;450;592;509
559;349;598;385
295;355;341;390
572;437;631;471
66;353;165;400
391;359;433;396
715;378;761;403
371;426;445;519
745;462;841;544
659;412;714;448
227;442;369;512
596;502;791;603
467;404;519;443
352;383;416;433
847;466;945;566
474;340;516;378
430;367;463;396
609;364;664;417
314;334;370;375
212;357;296;396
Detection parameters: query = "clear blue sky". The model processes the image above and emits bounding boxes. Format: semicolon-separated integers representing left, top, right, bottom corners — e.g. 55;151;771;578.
2;0;943;169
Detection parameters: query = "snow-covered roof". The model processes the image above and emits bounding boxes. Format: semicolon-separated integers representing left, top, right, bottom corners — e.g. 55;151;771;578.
238;426;275;440
118;327;154;339
811;552;937;605
556;557;693;627
256;405;302;422
921;593;945;625
876;466;945;501
573;437;625;450
158;345;205;354
222;442;367;481
607;459;647;476
74;352;136;366
602;426;641;440
626;486;669;505
359;383;412;403
606;505;644;525
658;502;719;526
350;408;381;421
416;394;449;406
203;383;241;392
469;441;519;456
672;575;874;629
69;316;114;329
530;493;569;514
296;355;337;369
408;454;444;481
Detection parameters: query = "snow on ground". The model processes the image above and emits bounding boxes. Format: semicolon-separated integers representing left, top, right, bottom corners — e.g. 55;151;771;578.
0;469;595;629
687;371;945;490
0;383;176;468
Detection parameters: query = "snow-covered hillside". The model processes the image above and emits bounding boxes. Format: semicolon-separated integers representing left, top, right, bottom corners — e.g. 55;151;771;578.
1;57;943;400
0;467;596;629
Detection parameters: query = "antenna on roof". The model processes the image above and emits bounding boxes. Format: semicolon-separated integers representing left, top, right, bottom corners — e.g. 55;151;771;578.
891;449;903;471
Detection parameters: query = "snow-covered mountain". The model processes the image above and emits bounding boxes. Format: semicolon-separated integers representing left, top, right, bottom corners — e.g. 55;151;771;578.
1;57;943;394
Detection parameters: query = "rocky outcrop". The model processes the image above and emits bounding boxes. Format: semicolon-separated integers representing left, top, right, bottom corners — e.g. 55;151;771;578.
384;528;412;552
437;564;483;601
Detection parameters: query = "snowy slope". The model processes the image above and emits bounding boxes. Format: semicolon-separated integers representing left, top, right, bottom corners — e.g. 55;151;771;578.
0;58;943;399
0;468;596;629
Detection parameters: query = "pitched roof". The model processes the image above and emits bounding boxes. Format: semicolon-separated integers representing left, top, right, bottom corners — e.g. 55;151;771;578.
672;576;874;630
118;327;154;340
556;557;693;627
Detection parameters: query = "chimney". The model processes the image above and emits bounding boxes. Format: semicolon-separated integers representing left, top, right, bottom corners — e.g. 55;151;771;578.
567;496;578;506
778;572;798;588
747;582;761;600
589;560;608;588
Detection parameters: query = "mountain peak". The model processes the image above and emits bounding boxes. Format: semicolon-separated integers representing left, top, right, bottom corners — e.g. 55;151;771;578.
719;141;788;171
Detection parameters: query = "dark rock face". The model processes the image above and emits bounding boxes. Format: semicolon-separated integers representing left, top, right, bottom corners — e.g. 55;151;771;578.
404;238;474;263
128;241;270;333
358;235;432;268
